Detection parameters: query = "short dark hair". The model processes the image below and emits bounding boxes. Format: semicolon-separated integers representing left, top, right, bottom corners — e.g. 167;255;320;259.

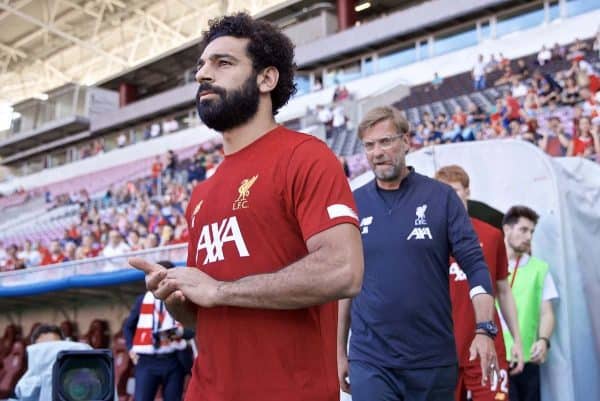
31;324;64;344
199;12;297;115
502;205;539;227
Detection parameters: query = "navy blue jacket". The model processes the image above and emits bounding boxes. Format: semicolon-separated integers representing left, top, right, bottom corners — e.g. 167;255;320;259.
350;169;492;369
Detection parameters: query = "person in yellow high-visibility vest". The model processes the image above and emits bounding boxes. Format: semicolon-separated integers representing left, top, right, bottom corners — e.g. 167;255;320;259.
501;206;558;401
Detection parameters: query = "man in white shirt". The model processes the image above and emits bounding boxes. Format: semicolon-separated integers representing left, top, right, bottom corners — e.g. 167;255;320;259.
102;230;131;258
17;240;41;268
473;54;487;90
537;45;552;66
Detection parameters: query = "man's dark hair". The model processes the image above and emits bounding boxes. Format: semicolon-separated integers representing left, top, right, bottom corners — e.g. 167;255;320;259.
198;12;297;115
502;205;539;227
31;324;65;344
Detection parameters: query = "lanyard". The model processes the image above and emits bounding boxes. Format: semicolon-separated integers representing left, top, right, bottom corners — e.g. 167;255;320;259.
510;255;522;288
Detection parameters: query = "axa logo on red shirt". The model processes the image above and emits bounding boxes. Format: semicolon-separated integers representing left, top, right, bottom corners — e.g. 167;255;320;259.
195;216;250;265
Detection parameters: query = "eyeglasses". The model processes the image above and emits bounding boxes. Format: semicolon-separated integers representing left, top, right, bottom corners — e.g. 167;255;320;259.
361;134;404;152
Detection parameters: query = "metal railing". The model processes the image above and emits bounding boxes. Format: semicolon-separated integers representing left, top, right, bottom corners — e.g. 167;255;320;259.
0;244;187;289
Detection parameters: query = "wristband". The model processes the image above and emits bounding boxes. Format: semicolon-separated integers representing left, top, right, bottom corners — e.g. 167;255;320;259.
539;336;551;349
475;330;495;340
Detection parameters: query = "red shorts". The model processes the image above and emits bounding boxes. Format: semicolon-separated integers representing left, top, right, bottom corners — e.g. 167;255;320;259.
455;359;509;401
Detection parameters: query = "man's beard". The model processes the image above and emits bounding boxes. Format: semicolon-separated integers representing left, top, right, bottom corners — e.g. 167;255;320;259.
196;75;260;132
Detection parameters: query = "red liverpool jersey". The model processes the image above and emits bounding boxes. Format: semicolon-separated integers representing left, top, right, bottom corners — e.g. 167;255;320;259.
184;126;359;401
450;217;509;366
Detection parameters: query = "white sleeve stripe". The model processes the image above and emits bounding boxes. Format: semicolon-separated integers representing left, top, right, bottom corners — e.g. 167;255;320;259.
327;204;358;221
469;285;487;299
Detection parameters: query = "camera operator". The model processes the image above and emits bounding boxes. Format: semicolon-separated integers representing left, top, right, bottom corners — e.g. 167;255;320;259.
123;260;194;401
11;324;92;401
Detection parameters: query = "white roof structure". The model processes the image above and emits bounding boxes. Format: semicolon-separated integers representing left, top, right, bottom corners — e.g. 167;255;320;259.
0;0;286;105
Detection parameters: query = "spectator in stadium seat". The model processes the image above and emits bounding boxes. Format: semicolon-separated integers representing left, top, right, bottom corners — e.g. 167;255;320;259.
76;234;101;260
102;230;131;258
143;233;159;250
568;38;589;58
539;116;571;157
473;54;487;90
503;91;523;128
331;103;348;137
63;242;77;262
41;240;67;266
130;13;362;401
0;241;7;267
515;59;530;80
124;260;193;401
431;72;443;90
561;77;582;106
127;230;143;251
165;150;178;181
467;102;487;124
340;106;497;401
502;206;558;401
435;165;524;401
333;85;350;102
495;64;515;86
1;244;25;271
92;139;105;154
537;45;552;66
511;77;529;99
568;117;600;160
552;42;566;61
17;240;41;268
117;132;127;148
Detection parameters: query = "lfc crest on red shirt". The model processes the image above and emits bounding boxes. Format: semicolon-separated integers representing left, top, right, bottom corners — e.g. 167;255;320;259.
233;175;258;210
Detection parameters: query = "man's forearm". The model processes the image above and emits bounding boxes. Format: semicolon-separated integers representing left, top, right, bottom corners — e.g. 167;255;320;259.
217;247;362;309
497;280;521;342
472;293;496;323
538;301;555;338
216;225;363;309
338;298;351;357
166;299;197;328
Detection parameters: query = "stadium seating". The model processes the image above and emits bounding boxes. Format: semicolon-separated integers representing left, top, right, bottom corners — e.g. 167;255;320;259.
113;331;134;401
0;324;22;359
82;319;112;349
0;340;27;399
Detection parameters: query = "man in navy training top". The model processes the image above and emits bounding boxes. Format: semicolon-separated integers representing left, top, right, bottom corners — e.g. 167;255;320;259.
338;106;499;401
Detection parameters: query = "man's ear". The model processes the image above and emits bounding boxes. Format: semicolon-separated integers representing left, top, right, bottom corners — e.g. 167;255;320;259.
257;66;279;93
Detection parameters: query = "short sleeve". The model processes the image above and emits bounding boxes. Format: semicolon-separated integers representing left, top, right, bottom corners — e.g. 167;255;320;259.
542;271;559;301
285;139;359;242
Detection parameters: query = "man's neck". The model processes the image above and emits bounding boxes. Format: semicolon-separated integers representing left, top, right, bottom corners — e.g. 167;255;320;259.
506;246;523;261
222;102;278;155
376;166;410;190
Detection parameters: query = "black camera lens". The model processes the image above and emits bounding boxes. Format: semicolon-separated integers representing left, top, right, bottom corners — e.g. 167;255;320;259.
53;350;114;401
61;364;106;400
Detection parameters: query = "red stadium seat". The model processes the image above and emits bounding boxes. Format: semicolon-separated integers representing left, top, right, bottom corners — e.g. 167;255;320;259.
0;324;23;359
113;333;134;399
82;319;111;349
60;320;79;342
24;322;41;345
0;341;27;399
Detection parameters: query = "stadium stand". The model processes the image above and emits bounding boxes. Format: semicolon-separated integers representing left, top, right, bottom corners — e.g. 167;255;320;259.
2;1;600;400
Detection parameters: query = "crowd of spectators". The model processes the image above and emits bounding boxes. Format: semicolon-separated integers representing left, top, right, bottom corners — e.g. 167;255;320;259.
417;38;600;162
0;143;224;272
2;37;600;272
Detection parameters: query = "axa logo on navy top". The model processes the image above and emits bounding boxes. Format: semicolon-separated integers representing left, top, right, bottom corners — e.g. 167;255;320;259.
407;204;433;240
359;204;433;240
